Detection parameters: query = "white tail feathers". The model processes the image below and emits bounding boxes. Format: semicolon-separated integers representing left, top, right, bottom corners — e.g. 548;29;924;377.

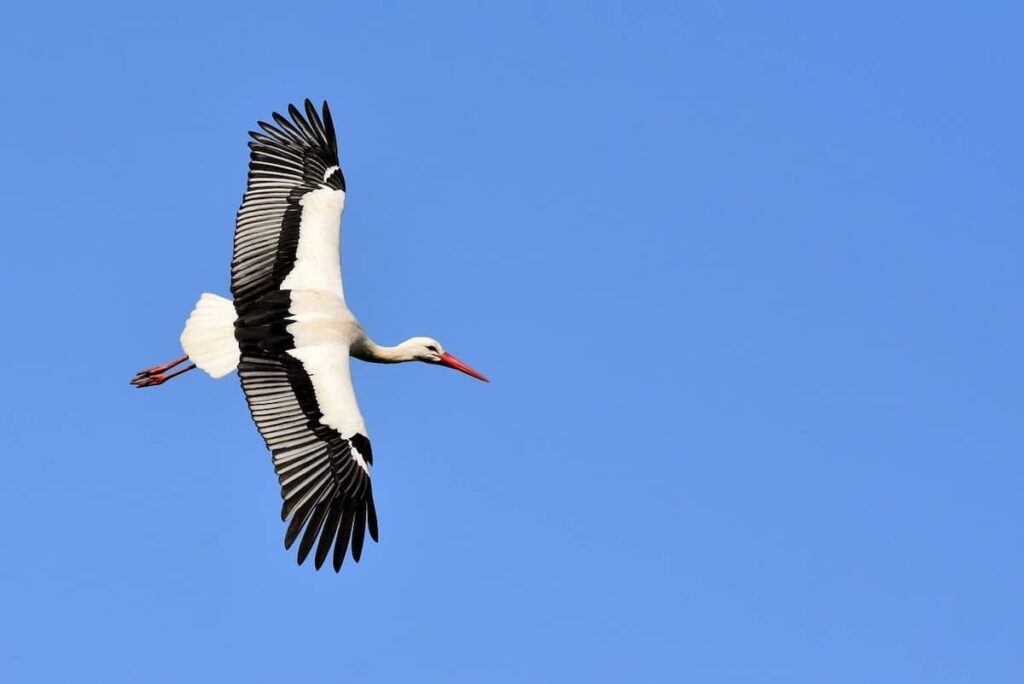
180;293;240;378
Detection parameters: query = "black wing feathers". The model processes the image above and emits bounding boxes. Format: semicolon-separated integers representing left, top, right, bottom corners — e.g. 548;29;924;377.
239;351;378;572
231;99;345;311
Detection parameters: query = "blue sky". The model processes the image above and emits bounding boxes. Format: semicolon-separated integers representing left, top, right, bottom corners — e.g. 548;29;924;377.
1;2;1021;682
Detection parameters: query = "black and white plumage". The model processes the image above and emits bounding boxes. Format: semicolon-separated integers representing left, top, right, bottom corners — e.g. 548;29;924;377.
232;100;346;308
232;102;373;571
132;100;488;572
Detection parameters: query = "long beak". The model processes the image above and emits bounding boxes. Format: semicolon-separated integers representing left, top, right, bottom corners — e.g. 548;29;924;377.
439;352;489;383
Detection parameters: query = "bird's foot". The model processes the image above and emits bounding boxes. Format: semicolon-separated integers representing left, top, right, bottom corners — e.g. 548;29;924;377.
131;372;170;388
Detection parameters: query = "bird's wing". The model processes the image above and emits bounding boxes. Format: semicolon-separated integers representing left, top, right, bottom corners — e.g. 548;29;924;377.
231;99;348;310
236;291;378;572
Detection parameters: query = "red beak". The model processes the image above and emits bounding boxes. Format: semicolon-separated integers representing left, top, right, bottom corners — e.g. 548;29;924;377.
439;352;489;383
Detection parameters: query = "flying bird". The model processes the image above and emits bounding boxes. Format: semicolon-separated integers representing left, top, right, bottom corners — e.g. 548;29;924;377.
132;100;488;572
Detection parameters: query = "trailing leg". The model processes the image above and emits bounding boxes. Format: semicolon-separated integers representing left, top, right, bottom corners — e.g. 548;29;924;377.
131;357;197;388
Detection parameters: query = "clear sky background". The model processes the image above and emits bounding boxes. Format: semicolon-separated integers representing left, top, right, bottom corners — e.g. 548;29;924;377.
1;2;1021;682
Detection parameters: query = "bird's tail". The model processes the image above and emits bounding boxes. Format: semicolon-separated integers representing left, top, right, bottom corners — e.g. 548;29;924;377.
180;293;240;378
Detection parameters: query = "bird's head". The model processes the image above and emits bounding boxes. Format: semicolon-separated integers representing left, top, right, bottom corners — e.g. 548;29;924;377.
403;337;489;382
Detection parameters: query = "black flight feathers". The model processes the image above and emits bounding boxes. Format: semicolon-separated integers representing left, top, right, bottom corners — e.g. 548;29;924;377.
247;99;345;191
231;100;345;309
238;351;380;574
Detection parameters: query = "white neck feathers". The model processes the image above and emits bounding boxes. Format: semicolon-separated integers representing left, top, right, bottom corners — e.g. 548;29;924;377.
351;338;420;364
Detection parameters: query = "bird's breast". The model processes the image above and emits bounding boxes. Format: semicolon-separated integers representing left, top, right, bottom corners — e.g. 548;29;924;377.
285;289;362;350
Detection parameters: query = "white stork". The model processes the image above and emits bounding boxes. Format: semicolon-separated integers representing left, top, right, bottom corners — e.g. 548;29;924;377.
132;100;488;572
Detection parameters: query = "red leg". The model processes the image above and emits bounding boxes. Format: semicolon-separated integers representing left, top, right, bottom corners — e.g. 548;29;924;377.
131;357;196;388
136;355;188;376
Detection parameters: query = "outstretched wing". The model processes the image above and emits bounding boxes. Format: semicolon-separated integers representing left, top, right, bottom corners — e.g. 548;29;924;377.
231;99;348;310
236;291;378;572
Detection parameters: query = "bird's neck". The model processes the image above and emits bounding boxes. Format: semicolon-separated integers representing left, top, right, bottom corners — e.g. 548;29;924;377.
351;338;415;364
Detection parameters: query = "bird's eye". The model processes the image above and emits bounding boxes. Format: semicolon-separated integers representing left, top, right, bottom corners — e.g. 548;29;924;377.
426;345;438;353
